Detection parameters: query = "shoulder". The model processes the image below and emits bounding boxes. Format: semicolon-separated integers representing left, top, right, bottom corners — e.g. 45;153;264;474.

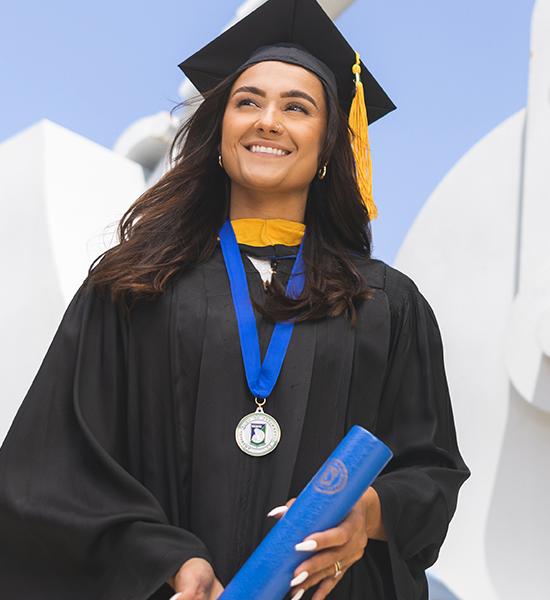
355;258;443;349
354;256;440;328
353;256;421;305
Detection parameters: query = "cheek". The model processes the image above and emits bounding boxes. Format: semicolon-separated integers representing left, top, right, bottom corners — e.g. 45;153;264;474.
221;118;254;163
314;120;328;153
223;109;251;137
296;124;325;165
220;118;232;146
221;111;240;146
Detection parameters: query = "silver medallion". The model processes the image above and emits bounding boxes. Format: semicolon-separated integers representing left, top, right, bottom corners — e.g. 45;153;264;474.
235;399;281;457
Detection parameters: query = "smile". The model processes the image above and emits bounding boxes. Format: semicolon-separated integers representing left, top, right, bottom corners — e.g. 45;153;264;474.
245;144;291;157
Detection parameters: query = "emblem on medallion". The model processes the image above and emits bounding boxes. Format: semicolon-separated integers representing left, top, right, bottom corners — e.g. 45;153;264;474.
235;410;281;456
250;422;267;446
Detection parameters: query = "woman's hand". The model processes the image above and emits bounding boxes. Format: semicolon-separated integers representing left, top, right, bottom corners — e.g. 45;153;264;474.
268;487;385;600
168;557;224;600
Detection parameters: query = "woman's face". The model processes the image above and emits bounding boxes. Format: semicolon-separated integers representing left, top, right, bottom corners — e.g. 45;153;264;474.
220;60;328;195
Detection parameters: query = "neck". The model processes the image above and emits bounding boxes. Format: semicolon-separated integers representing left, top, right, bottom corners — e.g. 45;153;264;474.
228;183;307;223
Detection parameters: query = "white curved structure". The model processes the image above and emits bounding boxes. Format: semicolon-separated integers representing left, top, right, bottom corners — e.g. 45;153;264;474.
505;0;550;411
394;1;550;598
0;120;145;442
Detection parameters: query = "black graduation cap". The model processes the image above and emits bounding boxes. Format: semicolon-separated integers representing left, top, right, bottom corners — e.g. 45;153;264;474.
177;0;396;219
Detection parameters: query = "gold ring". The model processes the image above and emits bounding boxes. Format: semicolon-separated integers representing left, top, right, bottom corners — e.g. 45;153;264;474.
333;560;342;577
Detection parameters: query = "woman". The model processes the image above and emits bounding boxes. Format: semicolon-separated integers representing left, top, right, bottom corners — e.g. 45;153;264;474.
0;0;469;599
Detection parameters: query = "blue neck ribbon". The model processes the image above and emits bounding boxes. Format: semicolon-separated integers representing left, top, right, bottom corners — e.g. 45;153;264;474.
218;219;306;399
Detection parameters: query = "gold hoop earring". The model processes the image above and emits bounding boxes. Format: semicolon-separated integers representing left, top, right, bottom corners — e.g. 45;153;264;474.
218;153;223;169
318;163;327;180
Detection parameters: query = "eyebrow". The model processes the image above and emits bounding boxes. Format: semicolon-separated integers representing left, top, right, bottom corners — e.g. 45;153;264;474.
232;85;318;109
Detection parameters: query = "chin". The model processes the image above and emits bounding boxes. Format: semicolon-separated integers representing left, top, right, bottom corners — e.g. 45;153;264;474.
240;173;290;190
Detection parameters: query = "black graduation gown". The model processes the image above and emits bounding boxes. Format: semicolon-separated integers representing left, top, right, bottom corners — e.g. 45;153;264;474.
0;243;470;599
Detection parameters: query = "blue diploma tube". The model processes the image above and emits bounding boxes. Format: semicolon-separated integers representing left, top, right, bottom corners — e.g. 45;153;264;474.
220;425;393;600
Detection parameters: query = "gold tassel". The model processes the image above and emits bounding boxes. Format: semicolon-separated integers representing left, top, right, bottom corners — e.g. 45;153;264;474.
348;51;377;220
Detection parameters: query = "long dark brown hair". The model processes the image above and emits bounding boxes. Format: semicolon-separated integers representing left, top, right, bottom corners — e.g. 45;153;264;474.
85;63;374;322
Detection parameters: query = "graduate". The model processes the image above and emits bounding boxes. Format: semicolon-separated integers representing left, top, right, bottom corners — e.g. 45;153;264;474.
0;0;470;598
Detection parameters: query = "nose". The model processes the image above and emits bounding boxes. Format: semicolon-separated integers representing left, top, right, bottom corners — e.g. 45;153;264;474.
255;105;282;135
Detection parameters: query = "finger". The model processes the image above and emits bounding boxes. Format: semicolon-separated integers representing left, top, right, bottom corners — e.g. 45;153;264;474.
171;593;199;600
212;581;225;599
267;496;297;519
290;564;339;596
295;522;351;552
291;551;348;593
175;590;206;600
310;571;343;600
175;583;212;600
266;505;288;518
293;547;341;580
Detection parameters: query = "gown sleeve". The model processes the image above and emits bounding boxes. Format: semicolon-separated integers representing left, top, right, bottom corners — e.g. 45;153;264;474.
370;268;470;599
0;283;212;599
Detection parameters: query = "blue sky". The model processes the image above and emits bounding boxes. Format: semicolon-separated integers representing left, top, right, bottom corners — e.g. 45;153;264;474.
0;0;535;263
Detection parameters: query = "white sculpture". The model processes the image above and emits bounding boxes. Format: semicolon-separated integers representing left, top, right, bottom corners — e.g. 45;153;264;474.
0;120;146;442
394;1;550;598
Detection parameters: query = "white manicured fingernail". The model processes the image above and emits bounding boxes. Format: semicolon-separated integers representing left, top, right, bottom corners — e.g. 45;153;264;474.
295;539;318;551
291;589;305;600
267;505;288;517
290;570;309;586
169;594;182;600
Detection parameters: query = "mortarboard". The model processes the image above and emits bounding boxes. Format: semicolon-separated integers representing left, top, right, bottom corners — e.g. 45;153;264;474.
178;0;396;219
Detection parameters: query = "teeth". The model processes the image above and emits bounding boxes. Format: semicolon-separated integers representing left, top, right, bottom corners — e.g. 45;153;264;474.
249;145;289;156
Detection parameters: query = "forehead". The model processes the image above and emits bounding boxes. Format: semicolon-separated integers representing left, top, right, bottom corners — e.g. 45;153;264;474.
231;60;325;96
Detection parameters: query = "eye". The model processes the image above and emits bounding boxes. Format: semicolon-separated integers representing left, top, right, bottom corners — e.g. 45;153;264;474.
236;97;258;108
285;103;309;114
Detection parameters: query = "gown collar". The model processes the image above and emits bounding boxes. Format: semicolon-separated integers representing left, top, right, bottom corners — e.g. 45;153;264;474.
230;218;305;248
